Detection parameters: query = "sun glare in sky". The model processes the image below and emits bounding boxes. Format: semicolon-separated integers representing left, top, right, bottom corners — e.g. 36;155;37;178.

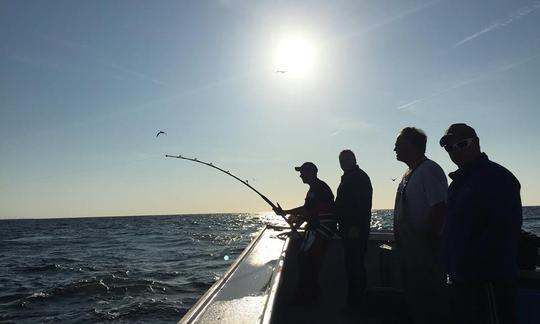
273;34;318;79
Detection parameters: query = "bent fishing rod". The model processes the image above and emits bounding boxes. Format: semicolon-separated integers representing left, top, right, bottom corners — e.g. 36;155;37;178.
165;154;301;237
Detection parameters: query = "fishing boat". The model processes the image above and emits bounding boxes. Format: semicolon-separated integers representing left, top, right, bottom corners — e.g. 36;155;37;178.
169;156;539;323
178;225;540;324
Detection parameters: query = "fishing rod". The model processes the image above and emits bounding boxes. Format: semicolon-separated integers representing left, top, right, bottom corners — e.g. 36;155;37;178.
165;154;301;237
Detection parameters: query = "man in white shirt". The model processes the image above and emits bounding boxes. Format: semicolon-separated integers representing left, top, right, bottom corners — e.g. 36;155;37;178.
393;127;448;324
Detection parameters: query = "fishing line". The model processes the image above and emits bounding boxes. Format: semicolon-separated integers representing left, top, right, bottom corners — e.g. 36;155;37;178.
165;154;300;237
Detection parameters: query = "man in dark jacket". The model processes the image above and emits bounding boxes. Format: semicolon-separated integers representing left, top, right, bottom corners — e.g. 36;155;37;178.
440;123;522;324
335;149;373;307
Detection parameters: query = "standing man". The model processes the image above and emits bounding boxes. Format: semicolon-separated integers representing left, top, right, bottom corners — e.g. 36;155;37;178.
335;149;372;308
440;123;522;324
393;127;449;324
274;162;336;306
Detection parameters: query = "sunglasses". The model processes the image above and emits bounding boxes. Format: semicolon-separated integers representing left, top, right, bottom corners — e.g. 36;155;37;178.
444;138;474;153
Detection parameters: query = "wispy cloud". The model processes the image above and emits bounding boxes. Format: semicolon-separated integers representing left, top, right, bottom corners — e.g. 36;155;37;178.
365;0;442;33
455;2;540;47
327;116;372;136
100;61;171;88
396;76;479;110
341;0;442;41
214;0;240;7
36;33;172;88
397;53;540;111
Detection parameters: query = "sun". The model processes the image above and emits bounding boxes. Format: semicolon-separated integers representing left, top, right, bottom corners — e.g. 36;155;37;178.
273;35;317;79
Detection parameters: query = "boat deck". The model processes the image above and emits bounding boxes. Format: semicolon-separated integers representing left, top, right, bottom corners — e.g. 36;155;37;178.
271;231;410;324
179;226;540;324
179;226;409;324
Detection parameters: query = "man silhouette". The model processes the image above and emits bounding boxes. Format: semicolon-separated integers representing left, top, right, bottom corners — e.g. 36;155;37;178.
274;162;336;306
440;123;522;324
335;149;372;308
393;127;449;324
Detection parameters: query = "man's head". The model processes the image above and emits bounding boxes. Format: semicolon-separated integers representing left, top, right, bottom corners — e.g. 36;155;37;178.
440;123;481;167
295;162;318;184
394;127;427;164
339;149;357;172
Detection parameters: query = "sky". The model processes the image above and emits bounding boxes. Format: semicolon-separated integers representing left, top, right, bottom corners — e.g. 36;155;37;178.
1;0;539;219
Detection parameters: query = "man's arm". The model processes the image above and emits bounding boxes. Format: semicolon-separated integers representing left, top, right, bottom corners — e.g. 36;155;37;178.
427;201;446;240
422;163;448;240
273;205;306;225
273;205;305;216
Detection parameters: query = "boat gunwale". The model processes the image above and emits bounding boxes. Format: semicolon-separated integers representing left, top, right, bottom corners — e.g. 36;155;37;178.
179;228;396;323
178;226;269;324
260;234;291;324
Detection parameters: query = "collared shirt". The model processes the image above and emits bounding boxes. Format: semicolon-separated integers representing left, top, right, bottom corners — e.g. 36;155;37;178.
443;153;522;282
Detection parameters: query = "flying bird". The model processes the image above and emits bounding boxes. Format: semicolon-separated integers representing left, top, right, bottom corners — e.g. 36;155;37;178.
156;131;167;138
276;70;288;74
391;178;397;182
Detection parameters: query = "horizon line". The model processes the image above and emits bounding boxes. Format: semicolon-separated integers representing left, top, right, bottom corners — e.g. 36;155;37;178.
2;206;539;220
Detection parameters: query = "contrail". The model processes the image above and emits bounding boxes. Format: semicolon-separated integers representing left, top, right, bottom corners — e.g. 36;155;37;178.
455;2;540;47
36;33;173;88
397;53;540;111
339;0;442;42
328;117;372;136
397;77;479;110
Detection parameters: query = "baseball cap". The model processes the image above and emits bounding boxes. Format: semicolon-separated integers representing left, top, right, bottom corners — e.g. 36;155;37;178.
294;162;318;174
439;123;478;147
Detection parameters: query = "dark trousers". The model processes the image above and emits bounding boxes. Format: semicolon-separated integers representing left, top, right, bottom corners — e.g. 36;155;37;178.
343;236;368;305
296;232;328;305
448;281;517;324
397;240;449;324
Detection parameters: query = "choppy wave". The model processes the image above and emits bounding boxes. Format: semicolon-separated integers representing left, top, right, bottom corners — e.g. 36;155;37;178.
0;213;268;323
0;208;538;323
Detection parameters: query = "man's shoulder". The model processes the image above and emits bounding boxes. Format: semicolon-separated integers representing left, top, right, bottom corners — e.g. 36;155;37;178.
422;159;444;169
314;178;333;192
312;179;335;202
417;159;446;178
479;159;520;188
483;159;514;175
357;166;371;178
351;167;372;183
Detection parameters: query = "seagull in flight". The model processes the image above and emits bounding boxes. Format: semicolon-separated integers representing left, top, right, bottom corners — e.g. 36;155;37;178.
156;131;167;138
391;178;397;182
276;70;288;74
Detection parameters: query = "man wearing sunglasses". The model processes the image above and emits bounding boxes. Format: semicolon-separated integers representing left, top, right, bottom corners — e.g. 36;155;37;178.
440;123;522;324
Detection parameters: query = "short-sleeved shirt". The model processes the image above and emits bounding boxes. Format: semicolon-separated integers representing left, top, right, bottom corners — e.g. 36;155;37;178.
303;178;335;231
394;159;448;235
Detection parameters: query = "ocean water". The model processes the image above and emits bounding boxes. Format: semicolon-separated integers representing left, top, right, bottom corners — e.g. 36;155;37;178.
1;208;538;323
